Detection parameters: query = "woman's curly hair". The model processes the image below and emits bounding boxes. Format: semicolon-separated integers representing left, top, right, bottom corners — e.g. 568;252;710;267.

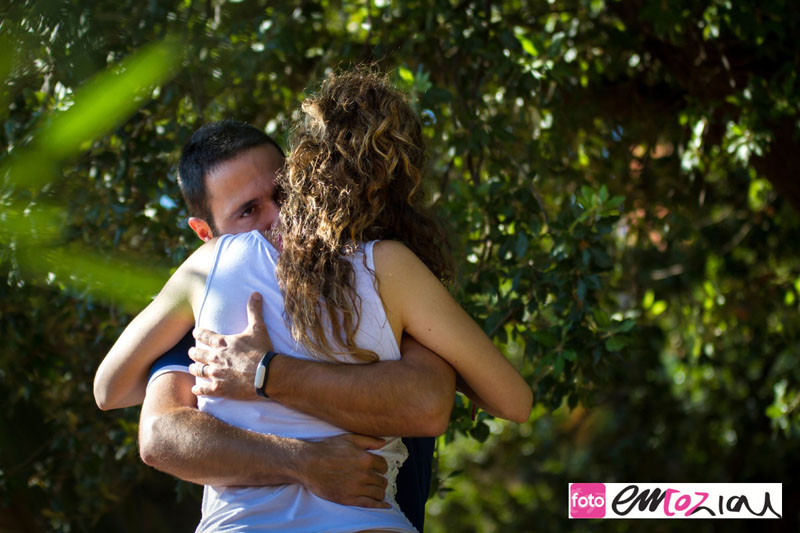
276;69;453;362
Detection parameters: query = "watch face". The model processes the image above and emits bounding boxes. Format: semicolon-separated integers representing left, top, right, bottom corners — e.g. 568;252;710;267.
254;364;267;388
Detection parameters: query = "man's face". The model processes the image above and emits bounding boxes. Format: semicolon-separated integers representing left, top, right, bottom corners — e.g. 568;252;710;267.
204;144;284;237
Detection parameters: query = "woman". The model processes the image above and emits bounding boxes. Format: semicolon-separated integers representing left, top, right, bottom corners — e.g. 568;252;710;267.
95;70;532;531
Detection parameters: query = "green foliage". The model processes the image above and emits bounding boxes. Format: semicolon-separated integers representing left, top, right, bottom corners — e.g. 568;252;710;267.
1;0;799;531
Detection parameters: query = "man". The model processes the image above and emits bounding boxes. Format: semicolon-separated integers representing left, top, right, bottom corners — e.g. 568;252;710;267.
137;120;456;529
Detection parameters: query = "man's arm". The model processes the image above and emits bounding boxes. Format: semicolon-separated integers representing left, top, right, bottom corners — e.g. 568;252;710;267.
189;294;456;437
266;336;455;436
138;370;391;507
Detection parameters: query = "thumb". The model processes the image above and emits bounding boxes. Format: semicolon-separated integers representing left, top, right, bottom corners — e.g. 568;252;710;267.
246;292;266;331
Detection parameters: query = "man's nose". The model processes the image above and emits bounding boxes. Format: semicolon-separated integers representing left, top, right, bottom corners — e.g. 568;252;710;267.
264;206;280;231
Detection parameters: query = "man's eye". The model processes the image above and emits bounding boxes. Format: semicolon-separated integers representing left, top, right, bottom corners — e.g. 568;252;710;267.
241;206;255;217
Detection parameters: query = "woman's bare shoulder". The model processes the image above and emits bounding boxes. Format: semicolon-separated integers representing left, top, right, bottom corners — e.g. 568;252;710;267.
372;239;419;269
372;239;439;298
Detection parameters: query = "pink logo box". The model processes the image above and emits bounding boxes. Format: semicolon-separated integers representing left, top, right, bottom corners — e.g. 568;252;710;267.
570;483;606;519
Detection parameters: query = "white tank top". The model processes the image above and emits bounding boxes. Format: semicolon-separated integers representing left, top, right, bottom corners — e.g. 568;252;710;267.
194;230;415;532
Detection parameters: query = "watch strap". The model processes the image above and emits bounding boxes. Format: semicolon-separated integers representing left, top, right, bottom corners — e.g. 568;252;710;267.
254;350;279;398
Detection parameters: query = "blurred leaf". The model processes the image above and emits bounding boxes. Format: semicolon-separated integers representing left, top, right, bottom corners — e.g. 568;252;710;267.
605;336;628;351
4;37;182;190
515;33;539;57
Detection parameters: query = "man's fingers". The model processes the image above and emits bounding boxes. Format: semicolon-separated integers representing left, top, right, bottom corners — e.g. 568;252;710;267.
348;434;386;451
193;327;227;348
187;346;210;364
346;435;389;474
370;472;389;490
359;470;388;491
188;362;212;378
368;453;389;475
348;497;391;509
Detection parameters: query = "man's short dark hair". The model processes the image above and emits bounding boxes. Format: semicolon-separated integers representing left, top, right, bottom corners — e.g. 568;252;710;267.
178;120;285;233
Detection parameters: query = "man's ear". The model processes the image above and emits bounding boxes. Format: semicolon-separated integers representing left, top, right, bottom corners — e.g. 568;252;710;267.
188;217;215;242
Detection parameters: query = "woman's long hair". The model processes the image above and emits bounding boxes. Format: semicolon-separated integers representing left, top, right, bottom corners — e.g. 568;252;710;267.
277;70;452;362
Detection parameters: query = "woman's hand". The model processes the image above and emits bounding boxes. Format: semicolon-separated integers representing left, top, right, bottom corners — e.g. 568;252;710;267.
188;292;274;400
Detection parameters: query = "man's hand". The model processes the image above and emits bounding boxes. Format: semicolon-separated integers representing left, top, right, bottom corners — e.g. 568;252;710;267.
189;291;457;436
140;371;390;508
297;434;390;509
188;292;272;400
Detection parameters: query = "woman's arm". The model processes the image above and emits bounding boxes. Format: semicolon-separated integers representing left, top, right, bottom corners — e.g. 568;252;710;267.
374;240;533;423
93;240;217;410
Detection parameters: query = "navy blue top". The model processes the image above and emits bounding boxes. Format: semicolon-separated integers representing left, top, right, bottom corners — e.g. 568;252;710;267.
149;333;431;531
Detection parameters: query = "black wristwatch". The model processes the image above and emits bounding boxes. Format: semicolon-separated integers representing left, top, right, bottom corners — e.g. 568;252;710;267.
254;350;280;398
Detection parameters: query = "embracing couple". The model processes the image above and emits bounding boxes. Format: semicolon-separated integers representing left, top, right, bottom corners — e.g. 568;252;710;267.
94;70;532;532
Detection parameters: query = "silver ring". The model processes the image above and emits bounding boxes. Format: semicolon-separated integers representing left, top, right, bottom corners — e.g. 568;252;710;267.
201;364;208;378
